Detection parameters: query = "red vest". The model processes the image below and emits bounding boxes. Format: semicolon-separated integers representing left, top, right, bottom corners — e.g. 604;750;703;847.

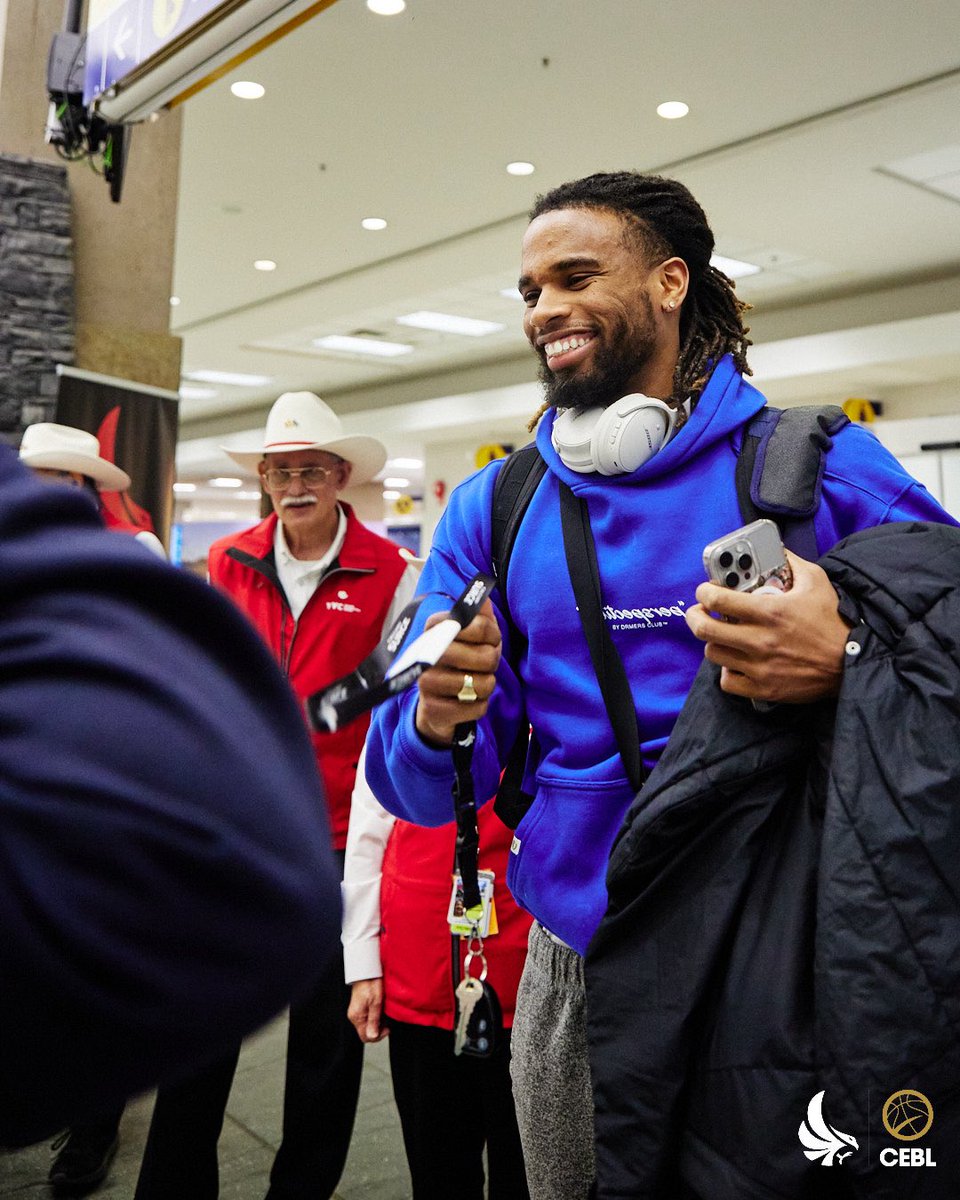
380;805;532;1030
208;505;407;848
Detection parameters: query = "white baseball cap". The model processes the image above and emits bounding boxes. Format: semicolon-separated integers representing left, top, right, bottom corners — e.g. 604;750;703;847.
223;392;387;486
19;422;132;492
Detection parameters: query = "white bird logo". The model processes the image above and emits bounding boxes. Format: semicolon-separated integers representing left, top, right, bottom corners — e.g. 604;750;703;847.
798;1091;859;1165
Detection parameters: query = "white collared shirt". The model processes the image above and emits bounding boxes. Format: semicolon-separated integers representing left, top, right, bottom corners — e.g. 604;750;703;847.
273;504;348;620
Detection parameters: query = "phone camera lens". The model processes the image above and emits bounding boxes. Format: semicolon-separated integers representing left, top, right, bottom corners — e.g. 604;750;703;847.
718;551;733;569
738;553;753;570
724;572;739;588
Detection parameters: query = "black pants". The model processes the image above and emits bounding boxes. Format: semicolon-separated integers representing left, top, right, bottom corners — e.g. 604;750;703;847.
135;936;362;1199
388;1019;529;1200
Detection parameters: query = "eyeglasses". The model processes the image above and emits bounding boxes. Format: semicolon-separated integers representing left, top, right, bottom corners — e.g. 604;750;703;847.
261;465;334;492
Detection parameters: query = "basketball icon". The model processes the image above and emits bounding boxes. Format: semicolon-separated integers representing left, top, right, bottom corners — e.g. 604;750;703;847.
882;1091;933;1142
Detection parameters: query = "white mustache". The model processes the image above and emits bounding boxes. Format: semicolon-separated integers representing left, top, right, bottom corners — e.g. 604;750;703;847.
280;495;318;508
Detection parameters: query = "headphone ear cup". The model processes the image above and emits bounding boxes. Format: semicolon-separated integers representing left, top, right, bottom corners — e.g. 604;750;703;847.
590;396;677;474
551;407;605;472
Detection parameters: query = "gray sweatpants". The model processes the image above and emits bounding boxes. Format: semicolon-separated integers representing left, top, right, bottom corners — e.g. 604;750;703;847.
510;922;595;1199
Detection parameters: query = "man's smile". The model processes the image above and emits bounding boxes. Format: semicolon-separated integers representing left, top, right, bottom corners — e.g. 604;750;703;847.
542;332;596;371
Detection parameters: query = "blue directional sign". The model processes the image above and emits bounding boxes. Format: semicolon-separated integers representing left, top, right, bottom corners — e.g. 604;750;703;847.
84;0;226;106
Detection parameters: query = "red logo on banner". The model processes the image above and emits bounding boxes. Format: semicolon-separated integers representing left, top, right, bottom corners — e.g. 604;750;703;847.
96;406;158;536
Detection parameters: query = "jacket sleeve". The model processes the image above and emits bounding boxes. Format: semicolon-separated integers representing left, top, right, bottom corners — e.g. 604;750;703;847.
0;449;341;1146
365;463;525;826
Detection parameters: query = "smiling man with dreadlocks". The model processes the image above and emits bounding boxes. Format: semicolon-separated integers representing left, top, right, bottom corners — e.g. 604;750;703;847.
365;171;953;1198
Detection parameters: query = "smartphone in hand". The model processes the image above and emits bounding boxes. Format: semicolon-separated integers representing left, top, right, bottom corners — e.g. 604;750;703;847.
702;518;792;593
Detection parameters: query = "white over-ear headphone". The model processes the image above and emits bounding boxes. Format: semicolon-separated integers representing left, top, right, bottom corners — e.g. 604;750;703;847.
551;395;678;475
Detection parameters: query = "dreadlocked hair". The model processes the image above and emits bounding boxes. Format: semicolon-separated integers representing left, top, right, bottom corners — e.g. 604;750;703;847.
528;171;752;421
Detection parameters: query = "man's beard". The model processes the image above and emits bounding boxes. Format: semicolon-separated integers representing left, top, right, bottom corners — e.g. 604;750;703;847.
537;300;659;413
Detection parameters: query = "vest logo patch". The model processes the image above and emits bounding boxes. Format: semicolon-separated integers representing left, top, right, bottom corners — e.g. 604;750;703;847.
326;601;361;613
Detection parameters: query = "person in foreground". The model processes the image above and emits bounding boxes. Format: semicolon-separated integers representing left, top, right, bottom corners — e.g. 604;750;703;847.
363;170;955;1197
0;442;340;1149
135;391;417;1200
18;421;168;1193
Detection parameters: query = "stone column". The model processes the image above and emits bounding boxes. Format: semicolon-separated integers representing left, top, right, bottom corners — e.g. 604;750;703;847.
0;0;183;439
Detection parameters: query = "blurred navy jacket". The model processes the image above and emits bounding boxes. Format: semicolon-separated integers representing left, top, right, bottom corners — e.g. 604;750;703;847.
0;446;339;1145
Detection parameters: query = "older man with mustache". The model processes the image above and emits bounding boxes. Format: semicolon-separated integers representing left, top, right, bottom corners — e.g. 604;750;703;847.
134;392;418;1200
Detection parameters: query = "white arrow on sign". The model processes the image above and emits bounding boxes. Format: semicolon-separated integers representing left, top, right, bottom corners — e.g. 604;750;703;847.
113;15;133;60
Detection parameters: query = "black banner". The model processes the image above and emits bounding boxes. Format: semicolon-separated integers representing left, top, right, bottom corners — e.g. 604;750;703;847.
56;367;179;549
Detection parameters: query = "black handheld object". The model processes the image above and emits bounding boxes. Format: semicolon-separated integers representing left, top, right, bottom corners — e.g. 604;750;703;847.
305;572;495;733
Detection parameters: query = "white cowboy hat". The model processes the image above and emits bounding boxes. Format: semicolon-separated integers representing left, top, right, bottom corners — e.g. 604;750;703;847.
19;422;132;492
223;392;387;486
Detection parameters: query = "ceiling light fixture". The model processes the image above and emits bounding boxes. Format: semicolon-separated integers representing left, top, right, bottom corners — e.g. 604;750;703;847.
179;385;218;400
710;253;761;279
383;477;410;488
382;489;402;501
183;370;272;387
361;217;388;230
254;259;277;271
170;295;180;306
313;334;413;357
231;81;265;100
209;477;243;488
656;100;689;119
506;161;535;176
388;457;423;470
396;310;505;337
173;482;197;493
367;0;405;12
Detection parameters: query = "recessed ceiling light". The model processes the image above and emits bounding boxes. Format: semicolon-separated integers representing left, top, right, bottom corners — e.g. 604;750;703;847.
183;370;272;387
367;0;405;12
382;489;402;500
170;295;180;306
179;384;218;400
209;477;243;488
173;482;197;493
388;457;423;470
710;253;761;279
506;161;535;176
231;81;265;99
254;259;276;272
396;310;506;337
313;334;413;358
657;100;689;120
235;491;263;501
361;217;388;230
383;477;410;488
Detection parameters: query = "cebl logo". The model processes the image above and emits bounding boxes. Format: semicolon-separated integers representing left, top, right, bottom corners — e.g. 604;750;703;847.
879;1091;936;1168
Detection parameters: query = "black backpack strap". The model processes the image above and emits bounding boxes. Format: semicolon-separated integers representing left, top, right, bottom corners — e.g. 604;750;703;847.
491;442;548;591
490;444;548;830
559;482;646;794
736;405;849;560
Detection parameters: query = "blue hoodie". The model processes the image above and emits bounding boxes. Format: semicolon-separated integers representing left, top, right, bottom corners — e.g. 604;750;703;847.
365;357;955;953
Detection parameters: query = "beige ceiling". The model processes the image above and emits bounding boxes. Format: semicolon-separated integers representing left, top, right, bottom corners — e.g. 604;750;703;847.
171;0;960;478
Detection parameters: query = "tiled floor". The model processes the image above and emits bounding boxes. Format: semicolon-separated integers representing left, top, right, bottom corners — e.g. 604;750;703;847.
0;1015;412;1199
